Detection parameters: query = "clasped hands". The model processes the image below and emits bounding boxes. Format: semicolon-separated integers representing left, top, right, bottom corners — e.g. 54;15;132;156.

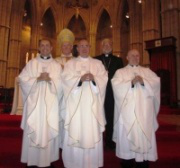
132;75;144;85
37;72;51;82
80;73;94;82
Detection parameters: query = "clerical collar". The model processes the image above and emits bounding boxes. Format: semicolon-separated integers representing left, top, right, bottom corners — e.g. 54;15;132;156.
129;64;139;67
105;54;109;57
40;55;51;60
79;56;89;61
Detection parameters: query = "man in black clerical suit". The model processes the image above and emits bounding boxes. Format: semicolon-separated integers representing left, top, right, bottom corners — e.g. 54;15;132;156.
95;38;124;149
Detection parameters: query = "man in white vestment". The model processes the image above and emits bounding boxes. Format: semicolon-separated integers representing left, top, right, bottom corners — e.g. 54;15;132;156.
111;49;160;168
61;39;108;168
19;39;63;167
55;28;75;149
56;28;75;68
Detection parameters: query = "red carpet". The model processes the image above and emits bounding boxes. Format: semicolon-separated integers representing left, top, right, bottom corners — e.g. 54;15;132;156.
159;106;180;115
0;108;180;168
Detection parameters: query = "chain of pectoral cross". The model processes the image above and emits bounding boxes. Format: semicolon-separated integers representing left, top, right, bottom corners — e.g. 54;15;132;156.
102;58;111;72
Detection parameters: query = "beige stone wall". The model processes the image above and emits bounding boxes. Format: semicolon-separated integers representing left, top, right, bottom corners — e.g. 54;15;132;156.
6;0;25;88
0;0;179;103
0;0;12;87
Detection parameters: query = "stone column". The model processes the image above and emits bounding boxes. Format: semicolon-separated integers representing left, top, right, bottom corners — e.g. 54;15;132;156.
89;31;97;57
0;0;12;87
6;0;25;88
29;24;41;57
161;0;180;103
129;0;143;63
142;0;160;66
112;25;121;57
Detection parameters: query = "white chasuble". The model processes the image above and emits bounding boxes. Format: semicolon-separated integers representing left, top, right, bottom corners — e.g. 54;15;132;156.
55;54;73;149
61;56;108;168
19;56;63;167
111;65;160;162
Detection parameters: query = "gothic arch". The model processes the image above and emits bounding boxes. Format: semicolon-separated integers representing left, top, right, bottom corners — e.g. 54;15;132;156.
39;7;57;55
41;6;58;33
64;12;88;33
67;15;87;42
115;0;129;28
21;0;38;28
95;8;113;55
93;7;112;34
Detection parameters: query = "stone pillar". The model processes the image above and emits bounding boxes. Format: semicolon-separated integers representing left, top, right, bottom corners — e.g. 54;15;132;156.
0;0;12;87
161;0;180;103
29;24;41;57
6;0;25;88
89;31;96;57
56;31;61;58
142;0;160;66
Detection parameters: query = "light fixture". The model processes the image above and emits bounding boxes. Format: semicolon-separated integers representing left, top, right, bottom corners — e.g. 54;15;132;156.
125;13;129;19
40;22;43;26
110;25;113;28
66;0;89;19
23;10;27;17
138;0;145;4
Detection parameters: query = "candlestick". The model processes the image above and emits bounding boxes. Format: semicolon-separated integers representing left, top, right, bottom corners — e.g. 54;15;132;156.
31;53;35;59
26;52;29;64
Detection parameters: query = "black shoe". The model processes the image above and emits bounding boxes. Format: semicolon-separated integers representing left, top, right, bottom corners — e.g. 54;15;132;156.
135;161;149;168
106;141;116;149
26;164;55;168
121;159;134;168
50;164;55;168
42;164;55;168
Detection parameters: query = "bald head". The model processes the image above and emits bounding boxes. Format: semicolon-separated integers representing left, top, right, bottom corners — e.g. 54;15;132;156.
126;49;140;66
101;38;112;54
77;39;90;58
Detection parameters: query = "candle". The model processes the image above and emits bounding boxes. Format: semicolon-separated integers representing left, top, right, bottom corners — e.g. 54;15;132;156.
31;53;35;59
26;52;29;64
